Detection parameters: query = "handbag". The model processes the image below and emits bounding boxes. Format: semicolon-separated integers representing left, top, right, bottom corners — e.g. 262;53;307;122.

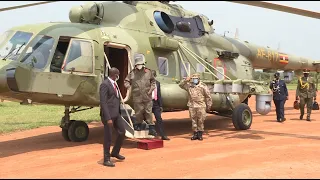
312;101;319;110
293;100;300;110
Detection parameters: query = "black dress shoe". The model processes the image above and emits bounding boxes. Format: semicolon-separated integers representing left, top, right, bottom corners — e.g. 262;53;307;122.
300;115;304;120
161;136;170;140
111;154;125;160
103;160;115;167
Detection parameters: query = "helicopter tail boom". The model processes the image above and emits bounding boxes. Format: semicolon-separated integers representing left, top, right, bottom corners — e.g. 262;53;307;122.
243;42;320;73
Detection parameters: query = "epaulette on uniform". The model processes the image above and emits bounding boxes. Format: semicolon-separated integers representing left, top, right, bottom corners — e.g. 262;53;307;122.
144;68;150;73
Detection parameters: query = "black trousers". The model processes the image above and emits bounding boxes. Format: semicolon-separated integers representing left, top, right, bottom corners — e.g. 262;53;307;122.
273;99;286;121
103;115;125;156
152;105;166;137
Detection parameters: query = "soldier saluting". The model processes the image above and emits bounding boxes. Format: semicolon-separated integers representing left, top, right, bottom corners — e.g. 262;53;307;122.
269;72;288;122
179;73;212;141
296;69;317;121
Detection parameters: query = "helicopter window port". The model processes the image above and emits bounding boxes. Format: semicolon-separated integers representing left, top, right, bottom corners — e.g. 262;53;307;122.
216;67;225;80
154;11;174;34
157;57;169;76
180;62;190;78
63;39;93;74
20;35;54;69
196;63;205;73
0;31;33;61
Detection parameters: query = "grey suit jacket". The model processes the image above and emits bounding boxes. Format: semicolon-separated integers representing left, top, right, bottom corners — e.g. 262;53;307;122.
99;78;121;123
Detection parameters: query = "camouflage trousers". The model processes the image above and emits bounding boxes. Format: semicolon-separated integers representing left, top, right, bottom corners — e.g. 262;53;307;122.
189;107;207;131
133;101;155;125
300;97;313;116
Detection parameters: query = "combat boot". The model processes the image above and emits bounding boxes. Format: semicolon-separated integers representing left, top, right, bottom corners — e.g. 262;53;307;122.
148;125;157;137
134;123;142;131
307;115;311;121
300;114;304;120
198;131;203;141
103;153;115;167
191;131;198;140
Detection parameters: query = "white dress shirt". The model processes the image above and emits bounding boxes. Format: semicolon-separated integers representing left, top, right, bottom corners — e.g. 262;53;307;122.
108;77;119;97
152;83;157;100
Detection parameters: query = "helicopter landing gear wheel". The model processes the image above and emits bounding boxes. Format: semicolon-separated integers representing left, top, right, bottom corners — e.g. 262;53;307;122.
232;103;252;130
67;120;89;142
61;120;75;141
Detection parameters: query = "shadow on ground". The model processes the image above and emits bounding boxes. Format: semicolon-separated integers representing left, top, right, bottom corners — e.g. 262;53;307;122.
0;115;232;158
2;105;320;159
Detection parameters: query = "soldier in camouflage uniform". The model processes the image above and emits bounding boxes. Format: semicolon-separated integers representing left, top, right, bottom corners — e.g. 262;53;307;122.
296;69;317;121
124;53;157;136
179;73;212;141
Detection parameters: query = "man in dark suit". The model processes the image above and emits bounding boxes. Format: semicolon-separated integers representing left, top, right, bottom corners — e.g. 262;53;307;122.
100;67;126;167
269;72;288;122
151;70;170;140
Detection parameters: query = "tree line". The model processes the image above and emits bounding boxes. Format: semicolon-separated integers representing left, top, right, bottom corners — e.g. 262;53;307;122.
252;71;319;84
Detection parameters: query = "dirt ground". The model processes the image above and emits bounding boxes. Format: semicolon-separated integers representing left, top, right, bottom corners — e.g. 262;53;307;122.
1;90;320;178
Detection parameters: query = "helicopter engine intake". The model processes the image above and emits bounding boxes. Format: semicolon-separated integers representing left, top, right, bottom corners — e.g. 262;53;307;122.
69;2;104;24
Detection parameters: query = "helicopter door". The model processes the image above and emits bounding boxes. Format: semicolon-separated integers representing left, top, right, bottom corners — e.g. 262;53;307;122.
48;38;96;95
213;58;226;80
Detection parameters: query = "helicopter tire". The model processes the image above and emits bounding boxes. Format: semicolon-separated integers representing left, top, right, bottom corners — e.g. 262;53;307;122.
61;120;75;141
67;120;89;142
232;103;252;130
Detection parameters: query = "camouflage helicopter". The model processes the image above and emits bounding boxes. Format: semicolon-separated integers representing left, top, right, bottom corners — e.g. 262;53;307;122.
0;1;319;142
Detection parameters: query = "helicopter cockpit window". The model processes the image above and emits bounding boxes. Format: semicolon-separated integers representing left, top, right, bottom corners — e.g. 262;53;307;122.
0;31;33;61
0;30;14;47
180;62;190;78
63;39;93;74
196;63;205;73
157;57;168;76
20;35;54;69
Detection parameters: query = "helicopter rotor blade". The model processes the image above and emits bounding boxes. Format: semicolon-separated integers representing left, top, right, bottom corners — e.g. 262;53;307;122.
0;1;59;12
226;1;320;20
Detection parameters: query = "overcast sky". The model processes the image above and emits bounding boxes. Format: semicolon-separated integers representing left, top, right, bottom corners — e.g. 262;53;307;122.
0;1;319;60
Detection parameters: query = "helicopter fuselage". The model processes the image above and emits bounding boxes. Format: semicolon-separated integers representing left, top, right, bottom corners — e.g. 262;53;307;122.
1;1;318;116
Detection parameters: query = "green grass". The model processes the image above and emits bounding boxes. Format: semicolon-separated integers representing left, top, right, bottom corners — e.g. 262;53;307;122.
0;83;315;134
0;102;100;134
287;84;297;90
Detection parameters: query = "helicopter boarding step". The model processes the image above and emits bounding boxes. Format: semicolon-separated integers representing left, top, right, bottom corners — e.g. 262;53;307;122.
120;104;156;139
137;139;164;150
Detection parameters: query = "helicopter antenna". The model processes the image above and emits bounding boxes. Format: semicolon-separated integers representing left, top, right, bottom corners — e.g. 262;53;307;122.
277;42;281;51
235;28;239;39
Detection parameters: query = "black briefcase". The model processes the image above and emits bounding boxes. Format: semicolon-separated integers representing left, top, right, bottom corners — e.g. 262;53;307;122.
312;101;319;110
